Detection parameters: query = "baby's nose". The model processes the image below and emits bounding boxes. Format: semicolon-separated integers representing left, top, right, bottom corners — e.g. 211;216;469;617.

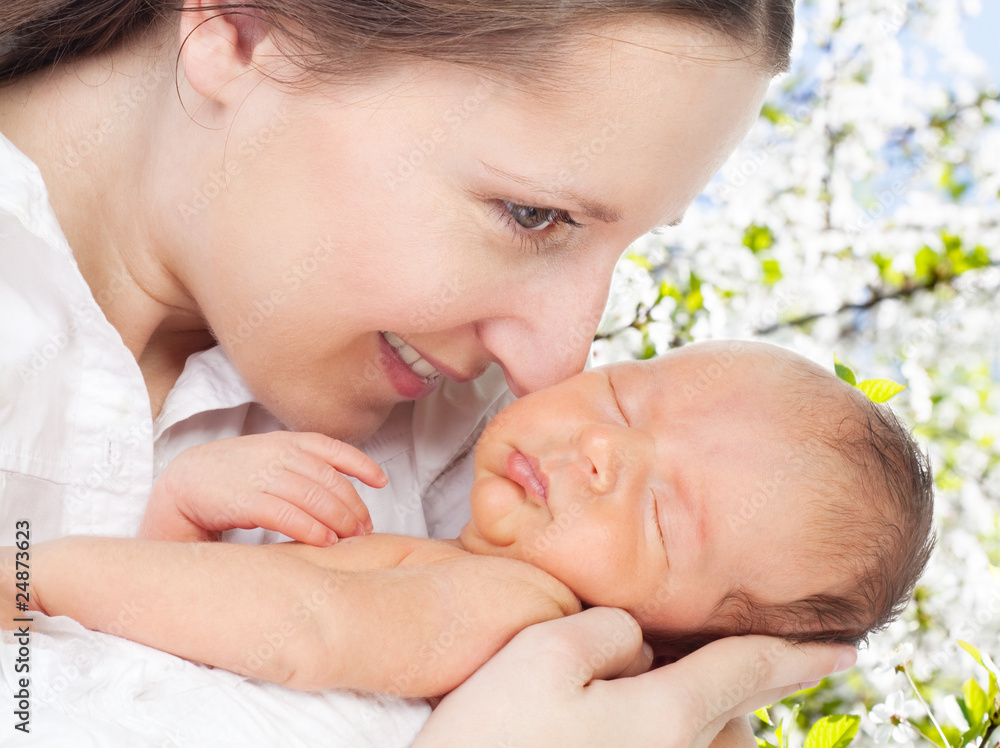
578;425;621;496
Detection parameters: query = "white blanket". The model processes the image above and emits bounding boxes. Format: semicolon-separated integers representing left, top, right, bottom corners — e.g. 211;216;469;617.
1;615;430;747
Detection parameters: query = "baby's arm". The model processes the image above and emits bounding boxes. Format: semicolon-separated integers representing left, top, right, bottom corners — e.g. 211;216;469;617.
11;534;579;697
141;431;386;545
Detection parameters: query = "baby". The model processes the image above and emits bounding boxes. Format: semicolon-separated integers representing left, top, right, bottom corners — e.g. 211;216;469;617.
6;341;935;697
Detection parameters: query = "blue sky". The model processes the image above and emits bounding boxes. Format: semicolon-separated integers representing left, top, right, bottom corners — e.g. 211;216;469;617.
963;3;1000;87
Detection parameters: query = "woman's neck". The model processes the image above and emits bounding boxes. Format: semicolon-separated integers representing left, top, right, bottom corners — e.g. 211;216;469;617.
0;29;215;416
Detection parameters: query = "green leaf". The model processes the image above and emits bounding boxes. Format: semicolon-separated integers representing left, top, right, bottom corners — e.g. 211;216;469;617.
960;641;992;671
755;707;774;726
760;103;794;128
658;281;681;302
959;641;1000;701
684;272;704;313
939;162;970;200
625;251;653;271
941;232;962;254
962;724;987;747
940;725;964;747
774;704;801;748
684;290;704;313
914;721;960;748
952;243;992;274
914;246;940;281
857;379;906;403
834;357;856;387
803;715;861;748
762;259;783;285
960;678;989;732
743;223;776;254
872;252;905;286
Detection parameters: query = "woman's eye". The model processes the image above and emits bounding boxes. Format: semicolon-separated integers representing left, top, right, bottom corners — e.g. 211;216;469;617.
492;199;582;253
504;201;560;231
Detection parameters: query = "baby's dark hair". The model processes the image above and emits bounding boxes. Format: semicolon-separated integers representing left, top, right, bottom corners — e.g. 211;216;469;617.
648;352;935;653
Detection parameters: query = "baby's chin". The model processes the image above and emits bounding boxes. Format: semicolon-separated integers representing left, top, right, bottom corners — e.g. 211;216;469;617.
456;521;510;558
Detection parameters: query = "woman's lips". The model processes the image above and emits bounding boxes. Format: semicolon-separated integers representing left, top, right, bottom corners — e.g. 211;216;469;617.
377;332;440;400
506;450;548;505
381;331;441;378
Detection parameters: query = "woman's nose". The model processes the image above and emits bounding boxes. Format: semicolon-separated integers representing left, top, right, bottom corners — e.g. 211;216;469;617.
479;261;616;396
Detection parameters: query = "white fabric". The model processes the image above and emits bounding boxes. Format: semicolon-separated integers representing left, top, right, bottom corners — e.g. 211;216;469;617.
0;615;431;747
0;131;514;744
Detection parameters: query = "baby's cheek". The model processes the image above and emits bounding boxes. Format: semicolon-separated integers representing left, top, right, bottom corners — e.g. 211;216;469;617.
468;476;529;547
631;591;726;644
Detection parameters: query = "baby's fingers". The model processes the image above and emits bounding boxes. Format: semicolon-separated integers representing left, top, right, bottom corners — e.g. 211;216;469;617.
238;493;342;547
292;433;387;489
282;451;374;534
267;471;371;541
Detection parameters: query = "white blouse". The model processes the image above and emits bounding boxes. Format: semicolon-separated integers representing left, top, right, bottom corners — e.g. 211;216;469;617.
0;132;513;547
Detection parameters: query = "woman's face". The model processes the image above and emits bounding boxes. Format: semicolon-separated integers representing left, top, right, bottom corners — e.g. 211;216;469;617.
176;19;769;440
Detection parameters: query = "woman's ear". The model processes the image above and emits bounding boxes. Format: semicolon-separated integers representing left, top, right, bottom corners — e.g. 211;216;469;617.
178;0;276;109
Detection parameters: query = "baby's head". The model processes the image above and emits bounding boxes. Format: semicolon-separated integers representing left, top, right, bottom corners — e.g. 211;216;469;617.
460;340;934;648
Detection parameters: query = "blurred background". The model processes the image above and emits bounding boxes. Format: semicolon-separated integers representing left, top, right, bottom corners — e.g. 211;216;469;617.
594;0;1000;745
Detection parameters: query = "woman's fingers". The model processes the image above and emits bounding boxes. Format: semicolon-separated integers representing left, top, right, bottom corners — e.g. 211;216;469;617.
414;608;669;748
420;611;857;748
658;636;856;745
532;607;652;685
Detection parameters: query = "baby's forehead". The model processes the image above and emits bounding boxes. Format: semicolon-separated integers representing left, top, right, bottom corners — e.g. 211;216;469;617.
597;344;779;404
603;343;852;404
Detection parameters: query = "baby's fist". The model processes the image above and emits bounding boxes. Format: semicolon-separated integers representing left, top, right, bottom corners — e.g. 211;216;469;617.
142;432;387;545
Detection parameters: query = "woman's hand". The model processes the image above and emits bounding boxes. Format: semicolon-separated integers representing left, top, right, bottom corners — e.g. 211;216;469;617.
140;432;386;545
415;607;856;748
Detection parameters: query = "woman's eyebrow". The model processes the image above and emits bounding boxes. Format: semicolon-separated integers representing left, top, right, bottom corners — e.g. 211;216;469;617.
480;161;624;223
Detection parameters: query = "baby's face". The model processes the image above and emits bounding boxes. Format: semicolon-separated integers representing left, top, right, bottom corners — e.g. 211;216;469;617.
460;341;851;637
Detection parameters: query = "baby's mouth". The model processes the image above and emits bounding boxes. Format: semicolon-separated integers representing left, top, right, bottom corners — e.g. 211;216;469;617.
380;331;441;380
506;450;548;505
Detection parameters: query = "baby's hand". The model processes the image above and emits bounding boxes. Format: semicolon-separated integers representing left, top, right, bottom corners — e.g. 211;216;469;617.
140;432;386;545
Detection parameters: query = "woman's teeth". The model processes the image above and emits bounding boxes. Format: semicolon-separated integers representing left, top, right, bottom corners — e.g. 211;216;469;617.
381;331;441;379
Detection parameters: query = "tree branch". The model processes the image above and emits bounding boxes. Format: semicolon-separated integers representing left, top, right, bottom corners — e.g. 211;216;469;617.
754;262;999;336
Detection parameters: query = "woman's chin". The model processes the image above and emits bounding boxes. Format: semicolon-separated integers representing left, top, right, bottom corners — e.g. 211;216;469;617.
268;395;393;443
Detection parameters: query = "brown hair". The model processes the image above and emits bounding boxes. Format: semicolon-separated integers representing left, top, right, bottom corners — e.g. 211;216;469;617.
1;1;794;86
650;369;936;653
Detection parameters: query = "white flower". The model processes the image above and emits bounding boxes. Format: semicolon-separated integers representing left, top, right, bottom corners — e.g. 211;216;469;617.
876;642;916;673
869;691;924;744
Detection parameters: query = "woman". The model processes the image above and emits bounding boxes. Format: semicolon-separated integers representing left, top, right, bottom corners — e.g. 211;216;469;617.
0;2;854;745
